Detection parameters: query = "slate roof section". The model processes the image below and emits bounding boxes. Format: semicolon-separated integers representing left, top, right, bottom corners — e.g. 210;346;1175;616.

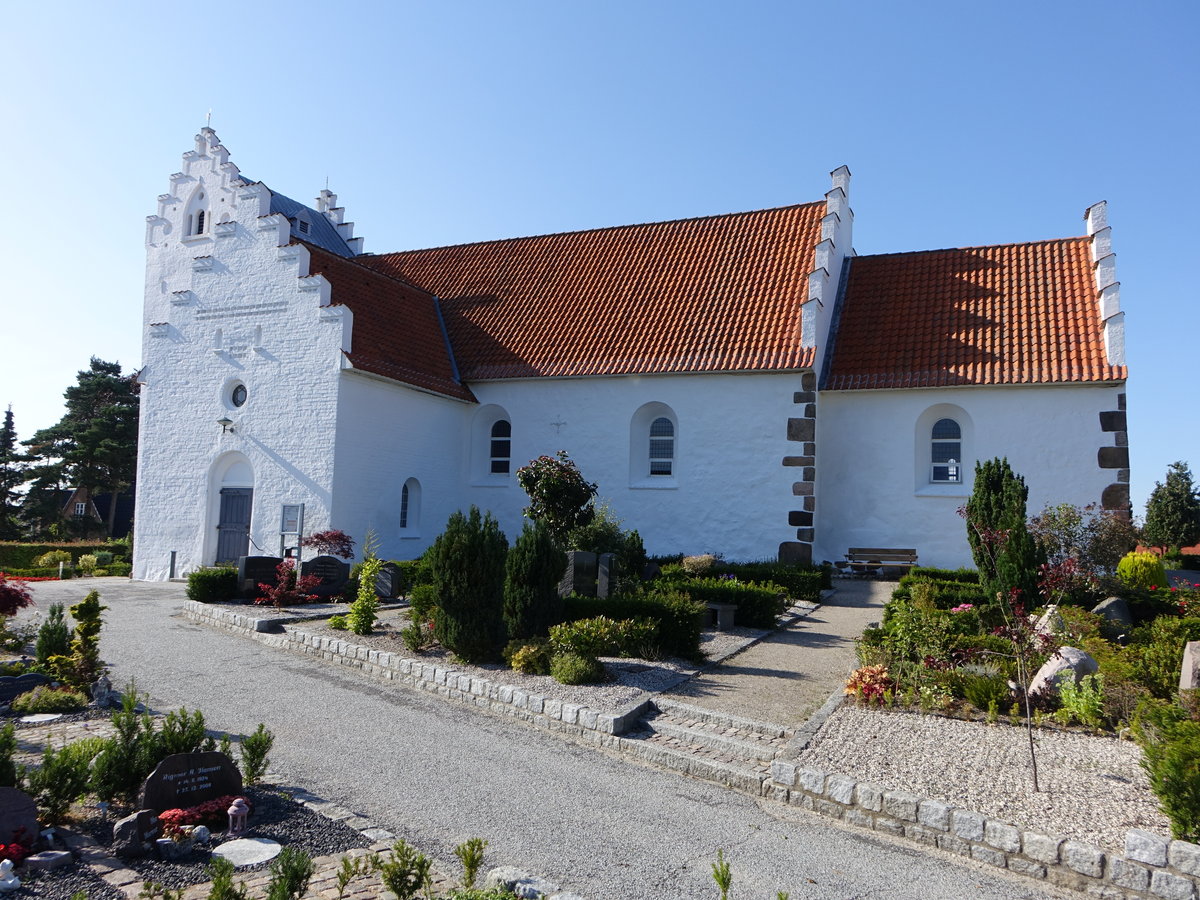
261;187;357;258
355;203;826;380
303;244;474;402
825;237;1127;390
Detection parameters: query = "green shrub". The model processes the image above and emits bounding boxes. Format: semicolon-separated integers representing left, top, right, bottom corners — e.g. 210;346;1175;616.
187;568;238;603
12;685;88;714
77;554;98;575
24;742;91;826
266;846;314;900
503;523;566;640
347;558;381;635
374;840;432;900
240;723;274;786
548;616;657;658
563;588;704;660
33;550;72;567
90;685;159;804
716;561;826;602
908;567;979;584
1057;673;1106;728
504;639;551;675
682;578;787;628
958;672;1012;712
1117;551;1170;590
1129;617;1200;699
47;590;106;690
401;621;435;653
329;615;348;631
429;507;509;663
682;554;717;576
206;856;251;900
408;583;438;624
550;651;604;685
158;707;212;756
1134;699;1200;841
0;723;16;787
94;551;114;566
964;457;1044;604
1;566;74;578
0;542;112;570
454;837;488;890
36;602;71;666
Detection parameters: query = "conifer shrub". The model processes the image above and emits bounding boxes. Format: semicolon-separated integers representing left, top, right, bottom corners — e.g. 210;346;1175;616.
186;567;238;603
48;590;106;689
429;507;509;663
503;523;565;641
35;602;71;665
347;558;381;635
1116;551;1170;590
964;458;1044;603
1134;699;1200;841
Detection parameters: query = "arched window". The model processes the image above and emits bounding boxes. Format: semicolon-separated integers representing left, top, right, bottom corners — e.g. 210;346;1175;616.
400;478;421;533
490;420;511;474
185;188;208;237
931;418;962;483
649;417;674;476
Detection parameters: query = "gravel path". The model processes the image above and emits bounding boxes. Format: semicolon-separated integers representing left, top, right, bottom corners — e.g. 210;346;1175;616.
796;705;1168;854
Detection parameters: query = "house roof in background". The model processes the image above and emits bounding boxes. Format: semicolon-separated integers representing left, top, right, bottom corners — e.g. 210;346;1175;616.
355;203;825;380
825;237;1127;390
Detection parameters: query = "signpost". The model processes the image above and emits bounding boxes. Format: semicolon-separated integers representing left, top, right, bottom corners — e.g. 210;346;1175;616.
280;503;304;560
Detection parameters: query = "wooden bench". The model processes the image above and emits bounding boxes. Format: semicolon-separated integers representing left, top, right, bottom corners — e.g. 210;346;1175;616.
705;602;738;631
840;548;918;576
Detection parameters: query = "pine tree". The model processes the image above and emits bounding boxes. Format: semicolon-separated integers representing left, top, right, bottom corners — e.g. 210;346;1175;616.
429;507;509;662
964;458;1044;604
0;406;23;540
503;523;566;640
1143;461;1200;552
22;358;139;537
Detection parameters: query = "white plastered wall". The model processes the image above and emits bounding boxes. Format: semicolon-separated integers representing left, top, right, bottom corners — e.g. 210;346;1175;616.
814;383;1124;569
134;130;349;580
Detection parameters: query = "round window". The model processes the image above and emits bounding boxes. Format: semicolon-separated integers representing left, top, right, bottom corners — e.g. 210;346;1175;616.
231;384;247;407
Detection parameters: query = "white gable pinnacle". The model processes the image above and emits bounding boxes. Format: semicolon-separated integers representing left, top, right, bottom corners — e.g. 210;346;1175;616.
801;166;853;361
1084;200;1124;367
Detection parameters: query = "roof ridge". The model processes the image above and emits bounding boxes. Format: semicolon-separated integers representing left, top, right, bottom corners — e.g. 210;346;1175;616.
298;240;436;298
368;200;827;258
856;234;1090;261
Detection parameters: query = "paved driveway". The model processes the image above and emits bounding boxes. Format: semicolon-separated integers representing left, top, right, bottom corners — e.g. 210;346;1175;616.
20;579;1069;900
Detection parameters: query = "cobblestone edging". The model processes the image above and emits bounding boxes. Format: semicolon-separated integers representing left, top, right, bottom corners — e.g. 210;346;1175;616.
770;760;1200;900
184;601;650;737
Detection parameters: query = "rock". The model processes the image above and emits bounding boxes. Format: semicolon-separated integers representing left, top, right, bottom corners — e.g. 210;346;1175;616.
112;809;160;857
1092;596;1134;628
485;866;560;899
1181;641;1200;693
0;788;40;847
155;837;194;861
18;714;61;724
192;825;211;843
1028;647;1099;697
23;851;72;872
213;837;282;867
1034;605;1062;636
90;673;114;708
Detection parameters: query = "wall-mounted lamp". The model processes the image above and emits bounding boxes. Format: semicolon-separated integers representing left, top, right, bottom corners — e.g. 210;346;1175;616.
217;416;234;434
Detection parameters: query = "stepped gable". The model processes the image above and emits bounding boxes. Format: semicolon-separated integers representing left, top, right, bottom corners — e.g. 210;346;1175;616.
356;203;826;381
825;237;1128;390
303;243;474;401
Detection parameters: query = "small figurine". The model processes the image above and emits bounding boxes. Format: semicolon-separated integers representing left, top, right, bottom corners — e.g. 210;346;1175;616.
0;858;20;891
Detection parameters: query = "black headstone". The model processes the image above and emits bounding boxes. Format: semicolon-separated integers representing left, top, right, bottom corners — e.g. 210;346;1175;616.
597;553;618;599
375;562;402;599
558;551;598;598
113;809;161;857
238;556;284;598
301;555;350;598
0;672;51;704
140;751;243;813
0;788;39;846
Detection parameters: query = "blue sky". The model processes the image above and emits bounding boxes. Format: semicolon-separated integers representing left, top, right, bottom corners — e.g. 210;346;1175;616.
2;1;1195;516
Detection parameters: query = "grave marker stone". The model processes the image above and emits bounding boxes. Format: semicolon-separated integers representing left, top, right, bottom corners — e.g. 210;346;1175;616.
1181;641;1200;693
558;551;598;598
597;553;618;599
140;751;243;813
375;562;403;599
0;788;39;847
112;810;160;857
238;556;283;598
301;555;350;598
0;673;50;704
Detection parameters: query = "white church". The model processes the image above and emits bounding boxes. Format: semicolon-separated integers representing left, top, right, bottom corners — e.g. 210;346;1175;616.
132;128;1130;580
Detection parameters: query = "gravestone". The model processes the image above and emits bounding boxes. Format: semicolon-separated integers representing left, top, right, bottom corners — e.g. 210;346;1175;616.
1092;596;1134;629
375;562;403;599
238;556;283;598
0;673;50;704
301;555;350;598
0;788;39;847
558;551;597;598
1181;641;1200;693
140;751;243;814
597;553;618;599
112;810;160;857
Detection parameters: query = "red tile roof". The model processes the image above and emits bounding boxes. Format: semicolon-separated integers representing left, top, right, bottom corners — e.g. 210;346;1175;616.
825;238;1127;390
303;244;475;402
355;204;825;380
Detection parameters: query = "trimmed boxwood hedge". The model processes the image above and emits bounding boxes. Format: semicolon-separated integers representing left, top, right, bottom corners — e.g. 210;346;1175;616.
715;562;828;601
681;578;788;628
562;589;705;661
186;567;238;603
0;567;76;579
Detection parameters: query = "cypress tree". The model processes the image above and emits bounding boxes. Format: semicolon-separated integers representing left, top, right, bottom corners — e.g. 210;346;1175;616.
429;507;508;662
504;523;566;640
1143;461;1200;552
964;458;1044;605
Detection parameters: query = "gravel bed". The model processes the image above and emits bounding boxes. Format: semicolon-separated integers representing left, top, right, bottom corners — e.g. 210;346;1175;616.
77;785;369;892
292;609;765;714
16;861;125;900
796;705;1169;853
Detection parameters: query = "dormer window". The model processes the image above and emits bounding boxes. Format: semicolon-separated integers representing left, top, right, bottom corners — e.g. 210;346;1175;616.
297;219;311;235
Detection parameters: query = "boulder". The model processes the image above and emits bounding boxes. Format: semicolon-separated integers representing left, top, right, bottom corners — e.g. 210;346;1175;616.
112;810;159;857
1033;605;1062;636
1028;647;1099;698
1092;596;1134;629
1181;641;1200;693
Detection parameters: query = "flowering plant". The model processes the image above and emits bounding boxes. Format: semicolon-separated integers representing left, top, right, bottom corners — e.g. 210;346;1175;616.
950;603;974;613
158;794;248;839
0;827;32;865
845;664;894;705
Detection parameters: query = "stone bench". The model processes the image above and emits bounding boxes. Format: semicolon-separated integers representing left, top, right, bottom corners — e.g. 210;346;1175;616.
706;602;737;631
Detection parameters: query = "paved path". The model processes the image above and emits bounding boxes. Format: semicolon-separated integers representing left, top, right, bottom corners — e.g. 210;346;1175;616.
667;580;891;726
19;579;1068;900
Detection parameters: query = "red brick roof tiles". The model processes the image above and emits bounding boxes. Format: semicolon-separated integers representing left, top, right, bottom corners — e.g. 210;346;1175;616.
825;237;1126;390
355;204;825;380
303;244;475;402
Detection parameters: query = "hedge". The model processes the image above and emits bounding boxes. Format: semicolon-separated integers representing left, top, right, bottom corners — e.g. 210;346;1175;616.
716;561;828;601
906;567;979;584
562;589;705;661
0;542;128;570
186;568;238;604
681;578;788;628
0;567;77;579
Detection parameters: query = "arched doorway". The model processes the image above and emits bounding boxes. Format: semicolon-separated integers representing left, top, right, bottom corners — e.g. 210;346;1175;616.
212;456;254;564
